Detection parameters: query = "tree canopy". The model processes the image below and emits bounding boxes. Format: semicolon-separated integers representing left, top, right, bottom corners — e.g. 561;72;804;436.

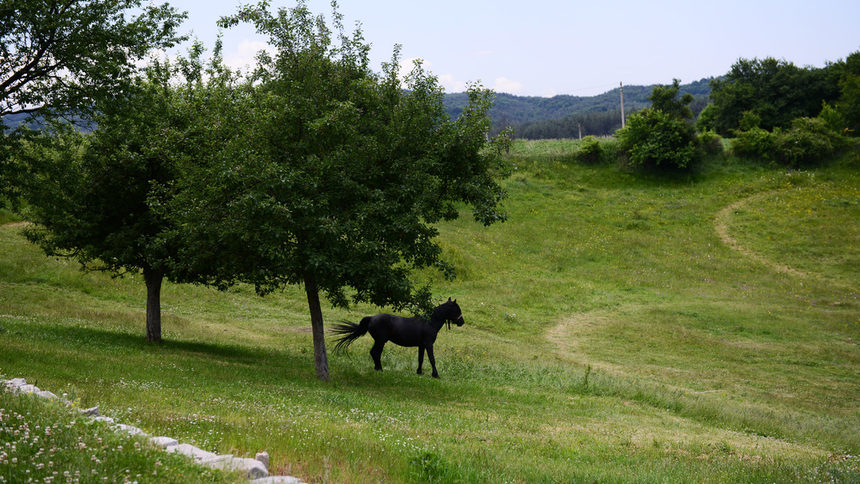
0;0;186;117
649;79;694;120
167;1;509;380
1;0;186;204
700;57;842;135
20;47;239;342
616;80;700;171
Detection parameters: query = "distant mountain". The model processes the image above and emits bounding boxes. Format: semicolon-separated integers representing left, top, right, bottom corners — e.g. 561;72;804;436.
2;112;44;131
444;78;714;138
2;112;93;133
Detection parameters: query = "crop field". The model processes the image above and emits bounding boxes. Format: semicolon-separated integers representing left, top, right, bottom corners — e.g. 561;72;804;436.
1;139;858;483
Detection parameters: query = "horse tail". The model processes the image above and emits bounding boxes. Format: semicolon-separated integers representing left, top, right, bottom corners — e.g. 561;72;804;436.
331;317;370;352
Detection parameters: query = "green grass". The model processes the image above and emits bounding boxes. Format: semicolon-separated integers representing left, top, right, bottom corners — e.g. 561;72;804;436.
0;390;243;483
1;139;859;482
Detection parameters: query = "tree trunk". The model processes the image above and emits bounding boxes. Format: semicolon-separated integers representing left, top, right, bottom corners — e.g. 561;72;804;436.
143;267;163;343
303;272;330;381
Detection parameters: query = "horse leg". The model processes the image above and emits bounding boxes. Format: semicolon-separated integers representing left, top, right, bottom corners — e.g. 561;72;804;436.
370;339;385;371
417;346;425;375
427;345;439;378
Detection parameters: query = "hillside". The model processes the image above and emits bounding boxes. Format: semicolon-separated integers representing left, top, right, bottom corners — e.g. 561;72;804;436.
1;141;858;483
444;78;713;136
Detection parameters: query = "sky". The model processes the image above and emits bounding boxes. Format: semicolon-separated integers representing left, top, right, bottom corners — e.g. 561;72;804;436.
163;0;860;97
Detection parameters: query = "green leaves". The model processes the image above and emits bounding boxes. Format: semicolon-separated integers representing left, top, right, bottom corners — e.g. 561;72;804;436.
701;56;846;136
617;108;699;171
617;81;701;172
171;1;507;313
0;0;187;117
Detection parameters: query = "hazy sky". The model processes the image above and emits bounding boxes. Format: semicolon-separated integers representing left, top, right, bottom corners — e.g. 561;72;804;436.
165;0;860;97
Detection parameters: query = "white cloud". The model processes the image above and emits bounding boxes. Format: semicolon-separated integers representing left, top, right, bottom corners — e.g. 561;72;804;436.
224;40;273;73
398;57;467;93
493;77;523;94
438;74;467;93
397;57;424;82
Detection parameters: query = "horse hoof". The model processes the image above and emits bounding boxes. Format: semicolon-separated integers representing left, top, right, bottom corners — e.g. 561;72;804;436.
432;374;439;379
417;370;422;375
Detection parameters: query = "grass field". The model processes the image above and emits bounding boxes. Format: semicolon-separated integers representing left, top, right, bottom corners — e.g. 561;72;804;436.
1;139;859;482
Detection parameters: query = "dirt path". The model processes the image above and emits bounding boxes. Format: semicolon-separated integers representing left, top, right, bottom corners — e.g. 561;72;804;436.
548;192;807;358
0;221;28;229
712;191;808;278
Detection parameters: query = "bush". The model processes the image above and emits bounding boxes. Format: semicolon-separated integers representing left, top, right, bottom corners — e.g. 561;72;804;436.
774;117;839;166
616;109;700;171
731;127;775;160
732;117;843;167
699;130;724;155
577;136;602;164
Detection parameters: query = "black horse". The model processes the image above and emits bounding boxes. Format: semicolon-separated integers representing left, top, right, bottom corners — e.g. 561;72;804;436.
331;298;464;378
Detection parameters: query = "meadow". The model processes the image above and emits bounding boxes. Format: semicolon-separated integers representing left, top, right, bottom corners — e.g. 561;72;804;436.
1;139;858;483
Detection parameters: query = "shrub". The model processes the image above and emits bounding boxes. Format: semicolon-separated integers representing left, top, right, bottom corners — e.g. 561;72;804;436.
732;117;843;167
616;109;700;171
738;110;763;131
773;117;838;166
818;102;847;134
731;127;775;160
699;130;724;155
577;136;602;164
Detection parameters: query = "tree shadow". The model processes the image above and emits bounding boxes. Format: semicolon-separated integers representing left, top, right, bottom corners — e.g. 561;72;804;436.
2;321;468;406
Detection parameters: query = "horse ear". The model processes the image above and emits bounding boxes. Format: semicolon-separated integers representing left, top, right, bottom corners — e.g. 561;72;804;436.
447;297;452;302
453;299;457;303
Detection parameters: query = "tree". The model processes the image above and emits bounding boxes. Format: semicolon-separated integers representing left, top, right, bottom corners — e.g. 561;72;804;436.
616;80;700;171
701;57;841;135
169;1;508;380
0;0;185;117
617;109;699;170
1;0;185;204
20;48;240;342
649;79;693;120
835;51;860;136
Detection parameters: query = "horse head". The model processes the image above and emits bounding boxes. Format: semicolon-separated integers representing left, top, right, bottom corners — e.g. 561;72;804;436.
443;297;464;328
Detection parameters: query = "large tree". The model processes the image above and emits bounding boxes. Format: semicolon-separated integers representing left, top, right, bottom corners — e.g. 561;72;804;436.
169;1;509;380
20;48;241;342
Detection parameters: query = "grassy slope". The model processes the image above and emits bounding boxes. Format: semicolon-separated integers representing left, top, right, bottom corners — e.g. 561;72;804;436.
1;140;858;483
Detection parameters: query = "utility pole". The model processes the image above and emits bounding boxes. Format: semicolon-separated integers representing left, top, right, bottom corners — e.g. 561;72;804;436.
578;123;582;140
620;81;626;129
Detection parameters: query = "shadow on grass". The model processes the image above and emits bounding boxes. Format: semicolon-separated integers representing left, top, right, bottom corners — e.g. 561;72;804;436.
0;320;468;405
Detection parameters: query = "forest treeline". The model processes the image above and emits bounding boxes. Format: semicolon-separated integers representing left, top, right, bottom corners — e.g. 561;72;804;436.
443;78;712;138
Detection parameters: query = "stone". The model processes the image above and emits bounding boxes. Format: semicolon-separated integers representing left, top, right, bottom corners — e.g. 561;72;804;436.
36;390;58;400
251;477;305;484
4;378;26;390
92;416;115;424
18;384;39;394
114;423;147;437
80;406;100;416
149;436;178;448
255;451;270;469
165;443;217;462
203;456;268;479
199;454;233;467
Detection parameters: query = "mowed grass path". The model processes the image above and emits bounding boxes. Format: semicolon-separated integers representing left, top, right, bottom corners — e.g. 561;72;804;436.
1;140;858;482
